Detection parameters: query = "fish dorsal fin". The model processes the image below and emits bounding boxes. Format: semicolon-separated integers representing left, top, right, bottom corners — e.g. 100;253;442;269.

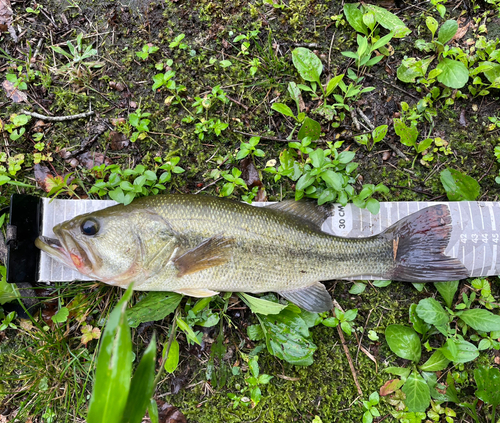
266;200;331;230
173;234;235;277
278;282;333;312
174;288;219;297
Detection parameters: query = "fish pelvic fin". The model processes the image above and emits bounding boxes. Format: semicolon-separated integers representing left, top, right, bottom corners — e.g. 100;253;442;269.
278;282;333;312
383;204;468;282
173;234;235;277
174;288;219;297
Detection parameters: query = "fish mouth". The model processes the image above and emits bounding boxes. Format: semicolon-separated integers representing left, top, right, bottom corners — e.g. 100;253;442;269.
35;235;74;268
35;230;93;275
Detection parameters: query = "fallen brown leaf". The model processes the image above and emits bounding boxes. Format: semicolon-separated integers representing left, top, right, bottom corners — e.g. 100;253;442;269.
2;80;28;103
453;18;471;41
0;0;12;32
34;163;53;192
155;400;187;423
109;131;130;150
240;157;263;189
77;151;111;169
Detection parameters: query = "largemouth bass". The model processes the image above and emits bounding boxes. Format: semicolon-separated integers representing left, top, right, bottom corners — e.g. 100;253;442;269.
35;195;468;312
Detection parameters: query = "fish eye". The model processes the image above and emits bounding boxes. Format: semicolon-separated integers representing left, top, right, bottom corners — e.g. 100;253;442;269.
81;219;99;236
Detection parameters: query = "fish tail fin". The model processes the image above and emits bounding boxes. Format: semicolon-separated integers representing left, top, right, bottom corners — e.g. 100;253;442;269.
383;205;468;282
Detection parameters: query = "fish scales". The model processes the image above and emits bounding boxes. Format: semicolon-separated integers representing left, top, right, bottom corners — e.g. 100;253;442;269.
36;195;469;312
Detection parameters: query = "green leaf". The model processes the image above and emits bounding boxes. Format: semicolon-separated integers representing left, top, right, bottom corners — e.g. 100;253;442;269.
480;61;500;84
436;59;469;89
416;298;449;326
416;137;433;154
148;399;159;423
393;119;418;147
440;338;479;363
322;170;343;191
271;103;295;119
437;20;458;45
397;57;433;83
52;307;69;323
385;325;421;362
426;16;438;37
247;324;265;341
409;304;431;336
440;168;480;201
176;317;201;345
292;48;323;84
257;309;317;366
122;334;157;423
0;267;19;304
326;74;344;97
474;367;500;407
127;292;182;328
384;366;411;378
402;371;431;412
366;198;380;215
460;309;500;332
348;281;366;295
362;4;411;38
238;293;287;315
298;117;321;141
372;125;388;143
87;286;134;423
164;338;180;373
418;349;450;372
343;3;368;35
434;281;459;309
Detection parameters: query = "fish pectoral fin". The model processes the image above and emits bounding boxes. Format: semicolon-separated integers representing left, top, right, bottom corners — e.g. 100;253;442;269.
173;234;235;277
278;282;333;312
174;288;219;297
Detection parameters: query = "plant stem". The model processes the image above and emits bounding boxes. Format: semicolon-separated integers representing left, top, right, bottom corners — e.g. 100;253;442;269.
153;307;179;387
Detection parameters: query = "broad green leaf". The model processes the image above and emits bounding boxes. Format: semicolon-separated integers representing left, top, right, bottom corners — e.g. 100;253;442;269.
416;298;449;326
409;304;431;336
88;286;134;423
148;399;159;423
393;118;418;147
239;293;287;315
362;4;411;38
292;48;322;84
271;103;295;119
296;173;315;192
52;307;69;323
434;281;458;309
440;338;479;363
385;325;421;362
343;3;368;35
257;309;317;366
474;367;500;407
164;338;180;373
122;334;157;423
384;366;411;379
426;16;438;37
480;61;500;84
247;324;265;341
397;57;433;83
326;74;344;97
366;198;380;215
437;20;458;45
298;117;321;141
440;168;480;201
372;125;388;143
322;170;343;191
436;58;469;89
127;292;182;328
416;137;433;154
459;308;500;332
418;350;450;372
309;148;325;168
402;371;431;412
349;281;366;295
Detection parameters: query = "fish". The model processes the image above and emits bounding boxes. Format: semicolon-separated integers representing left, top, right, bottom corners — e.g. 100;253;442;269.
35;195;468;312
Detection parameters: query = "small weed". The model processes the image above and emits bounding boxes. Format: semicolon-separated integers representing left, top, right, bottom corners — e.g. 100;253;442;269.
135;44;159;60
3;113;31;141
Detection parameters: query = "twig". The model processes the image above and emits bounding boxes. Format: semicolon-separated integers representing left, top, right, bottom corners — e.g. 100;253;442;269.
226;96;249;111
194;177;222;194
385;142;410;161
20;109;95;122
357;69;420;101
333;299;363;396
357;108;375;130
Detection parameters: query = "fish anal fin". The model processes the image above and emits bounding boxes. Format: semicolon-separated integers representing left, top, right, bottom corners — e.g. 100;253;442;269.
278;282;333;312
266;200;331;230
173;234;235;277
174;288;219;297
